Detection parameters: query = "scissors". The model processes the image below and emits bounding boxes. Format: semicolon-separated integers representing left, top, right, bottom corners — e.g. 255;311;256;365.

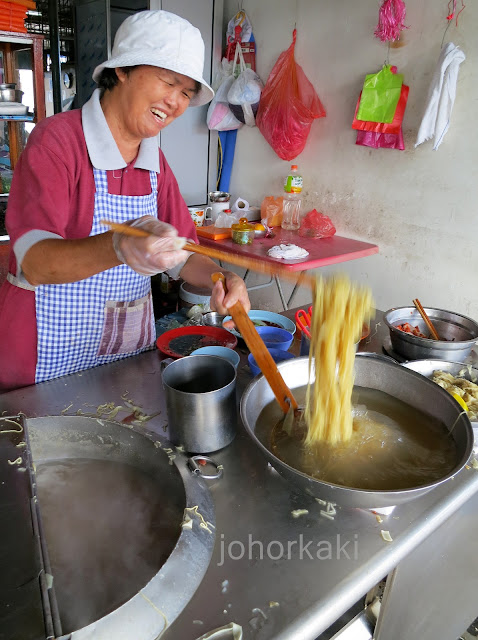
295;307;313;339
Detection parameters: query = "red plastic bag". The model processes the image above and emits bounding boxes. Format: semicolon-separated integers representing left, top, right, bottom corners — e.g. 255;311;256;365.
298;209;336;238
256;29;326;160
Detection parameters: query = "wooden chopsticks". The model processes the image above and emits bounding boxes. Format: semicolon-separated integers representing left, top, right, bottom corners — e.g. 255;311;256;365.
100;219;316;291
101;220;150;238
413;298;440;340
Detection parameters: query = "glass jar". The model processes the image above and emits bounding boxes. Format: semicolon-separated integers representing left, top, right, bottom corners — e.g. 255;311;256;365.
231;217;255;245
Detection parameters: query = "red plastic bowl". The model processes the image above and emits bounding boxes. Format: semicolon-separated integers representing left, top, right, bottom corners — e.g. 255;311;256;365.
156;325;238;359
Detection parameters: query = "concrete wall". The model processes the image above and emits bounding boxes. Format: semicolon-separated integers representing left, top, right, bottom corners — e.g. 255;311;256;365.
222;0;478;317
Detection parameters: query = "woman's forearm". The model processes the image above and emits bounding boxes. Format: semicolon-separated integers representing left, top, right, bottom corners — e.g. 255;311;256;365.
21;232;121;285
178;253;225;289
179;253;250;315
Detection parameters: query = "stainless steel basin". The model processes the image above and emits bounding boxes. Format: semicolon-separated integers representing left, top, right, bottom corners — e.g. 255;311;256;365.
384;306;478;362
28;416;215;639
240;355;474;510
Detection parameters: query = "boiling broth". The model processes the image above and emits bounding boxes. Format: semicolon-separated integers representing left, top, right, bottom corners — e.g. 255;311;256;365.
256;386;458;491
36;458;184;633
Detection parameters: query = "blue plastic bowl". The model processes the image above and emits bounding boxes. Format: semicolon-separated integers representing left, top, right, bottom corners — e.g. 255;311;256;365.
190;345;240;369
255;326;294;351
248;348;295;377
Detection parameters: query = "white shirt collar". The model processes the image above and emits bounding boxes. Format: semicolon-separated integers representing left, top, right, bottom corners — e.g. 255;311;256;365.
81;89;160;173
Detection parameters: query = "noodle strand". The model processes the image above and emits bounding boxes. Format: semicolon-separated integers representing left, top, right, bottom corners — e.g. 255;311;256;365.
305;274;374;446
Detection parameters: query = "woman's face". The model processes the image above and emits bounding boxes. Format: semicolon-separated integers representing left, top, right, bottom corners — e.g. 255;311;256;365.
115;65;198;141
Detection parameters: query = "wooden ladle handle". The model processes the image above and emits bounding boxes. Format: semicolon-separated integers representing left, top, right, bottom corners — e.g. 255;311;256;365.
212;273;298;413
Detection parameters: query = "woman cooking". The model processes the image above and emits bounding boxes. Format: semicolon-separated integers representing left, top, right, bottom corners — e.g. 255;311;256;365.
0;10;250;392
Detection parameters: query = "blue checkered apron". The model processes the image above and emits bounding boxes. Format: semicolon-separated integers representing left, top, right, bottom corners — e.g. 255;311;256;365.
34;169;158;383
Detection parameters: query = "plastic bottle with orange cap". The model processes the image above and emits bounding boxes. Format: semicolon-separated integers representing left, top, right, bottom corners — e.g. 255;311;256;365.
281;164;303;231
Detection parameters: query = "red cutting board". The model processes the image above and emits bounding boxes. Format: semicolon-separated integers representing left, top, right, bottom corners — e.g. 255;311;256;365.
196;225;232;240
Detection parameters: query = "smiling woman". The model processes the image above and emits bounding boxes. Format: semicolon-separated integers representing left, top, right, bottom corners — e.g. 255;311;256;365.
100;65;199;157
0;10;251;392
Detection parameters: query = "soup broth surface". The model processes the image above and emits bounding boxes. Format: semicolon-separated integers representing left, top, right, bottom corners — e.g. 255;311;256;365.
256;386;458;491
36;458;183;632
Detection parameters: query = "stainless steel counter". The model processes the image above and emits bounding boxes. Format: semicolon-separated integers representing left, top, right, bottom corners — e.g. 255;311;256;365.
1;311;478;640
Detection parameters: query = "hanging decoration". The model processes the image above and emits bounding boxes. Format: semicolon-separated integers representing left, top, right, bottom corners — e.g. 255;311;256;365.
374;0;408;43
446;0;466;26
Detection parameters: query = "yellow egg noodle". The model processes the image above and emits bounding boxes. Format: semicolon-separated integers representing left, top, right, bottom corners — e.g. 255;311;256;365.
304;274;374;446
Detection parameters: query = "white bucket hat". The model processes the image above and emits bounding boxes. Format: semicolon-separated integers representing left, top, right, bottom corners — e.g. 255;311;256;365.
92;10;214;107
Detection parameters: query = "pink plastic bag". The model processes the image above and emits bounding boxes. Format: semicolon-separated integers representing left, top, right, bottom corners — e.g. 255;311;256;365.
298;209;336;238
256;29;326;160
355;128;405;150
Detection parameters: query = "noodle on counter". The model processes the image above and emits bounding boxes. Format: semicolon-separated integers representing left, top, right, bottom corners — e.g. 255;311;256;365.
304;274;374;447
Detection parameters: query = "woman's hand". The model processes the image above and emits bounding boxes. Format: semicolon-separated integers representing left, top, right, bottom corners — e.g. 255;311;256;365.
113;215;189;276
210;270;250;320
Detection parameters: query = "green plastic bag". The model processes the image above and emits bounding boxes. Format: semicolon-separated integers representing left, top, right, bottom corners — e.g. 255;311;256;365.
357;65;403;124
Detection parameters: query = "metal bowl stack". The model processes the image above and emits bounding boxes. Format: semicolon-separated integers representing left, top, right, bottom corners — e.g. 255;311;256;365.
0;83;24;103
384;307;478;362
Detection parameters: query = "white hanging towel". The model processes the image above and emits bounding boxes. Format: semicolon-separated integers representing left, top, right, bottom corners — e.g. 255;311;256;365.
415;42;466;150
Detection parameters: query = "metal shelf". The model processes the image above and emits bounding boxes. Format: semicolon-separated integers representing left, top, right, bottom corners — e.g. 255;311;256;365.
0;32;45;168
0;113;34;121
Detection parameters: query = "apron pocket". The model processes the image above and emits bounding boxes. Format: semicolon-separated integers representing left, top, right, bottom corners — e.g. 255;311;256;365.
97;293;154;357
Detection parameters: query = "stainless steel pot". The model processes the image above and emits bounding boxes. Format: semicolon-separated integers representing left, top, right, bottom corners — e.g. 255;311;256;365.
162;354;237;453
240;355;474;509
28;415;215;638
0;87;24;103
384;307;478;362
208;190;230;202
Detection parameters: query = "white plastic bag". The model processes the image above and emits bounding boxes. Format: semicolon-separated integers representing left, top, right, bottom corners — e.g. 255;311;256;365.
206;58;243;131
215;211;240;228
227;44;263;127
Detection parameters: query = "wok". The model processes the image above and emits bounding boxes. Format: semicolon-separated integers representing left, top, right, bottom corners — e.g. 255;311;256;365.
240;354;474;510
